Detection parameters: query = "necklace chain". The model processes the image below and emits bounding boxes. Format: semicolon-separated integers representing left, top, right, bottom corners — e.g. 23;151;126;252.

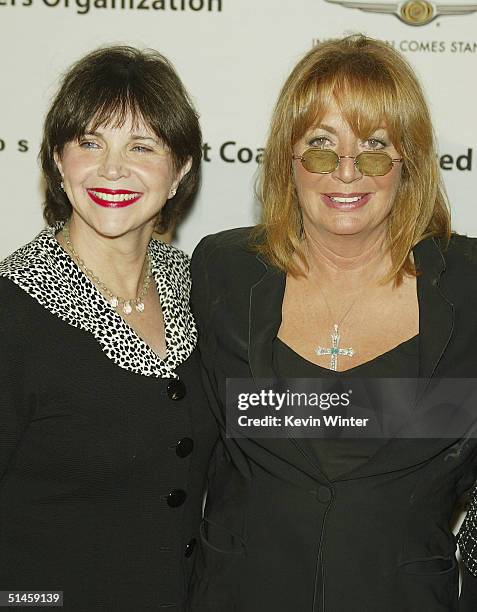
62;223;152;315
313;271;377;371
316;282;362;330
306;241;383;370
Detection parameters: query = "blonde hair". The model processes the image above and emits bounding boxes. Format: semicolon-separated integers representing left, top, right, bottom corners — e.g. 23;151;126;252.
255;34;451;281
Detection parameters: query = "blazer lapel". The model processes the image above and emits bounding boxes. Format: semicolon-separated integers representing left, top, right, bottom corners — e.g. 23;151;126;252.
247;255;333;481
247;239;457;482
415;237;455;381
248;254;285;380
338;237;456;480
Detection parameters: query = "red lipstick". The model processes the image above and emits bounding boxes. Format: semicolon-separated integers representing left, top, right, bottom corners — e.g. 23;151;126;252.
86;188;143;209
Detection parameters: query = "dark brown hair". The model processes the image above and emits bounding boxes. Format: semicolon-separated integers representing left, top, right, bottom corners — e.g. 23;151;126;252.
40;45;202;232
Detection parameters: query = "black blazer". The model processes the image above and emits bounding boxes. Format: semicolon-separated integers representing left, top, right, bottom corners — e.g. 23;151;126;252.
190;227;477;612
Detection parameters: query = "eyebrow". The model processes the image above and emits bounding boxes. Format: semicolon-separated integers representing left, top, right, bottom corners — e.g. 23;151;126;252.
316;124;338;135
83;130;159;143
130;134;159;142
313;124;388;135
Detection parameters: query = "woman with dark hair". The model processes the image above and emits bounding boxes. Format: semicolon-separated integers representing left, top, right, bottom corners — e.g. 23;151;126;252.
190;35;477;611
0;46;216;611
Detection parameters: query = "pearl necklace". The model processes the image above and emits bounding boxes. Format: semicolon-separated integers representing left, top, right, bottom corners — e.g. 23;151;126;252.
62;223;152;315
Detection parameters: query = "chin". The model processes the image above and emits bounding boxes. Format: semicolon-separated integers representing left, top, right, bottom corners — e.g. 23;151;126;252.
326;216;368;236
87;216;134;239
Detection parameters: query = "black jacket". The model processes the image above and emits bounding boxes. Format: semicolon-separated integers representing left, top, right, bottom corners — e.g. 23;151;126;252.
190;227;477;612
0;229;218;611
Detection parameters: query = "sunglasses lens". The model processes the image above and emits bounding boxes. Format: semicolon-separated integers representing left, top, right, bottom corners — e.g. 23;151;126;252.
356;152;393;176
301;149;338;174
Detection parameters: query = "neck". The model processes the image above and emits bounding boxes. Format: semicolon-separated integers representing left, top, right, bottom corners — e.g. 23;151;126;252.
58;217;154;298
303;226;392;288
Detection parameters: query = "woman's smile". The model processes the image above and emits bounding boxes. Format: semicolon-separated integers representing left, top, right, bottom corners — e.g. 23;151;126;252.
55;115;182;239
86;187;143;208
321;192;373;210
293;100;402;240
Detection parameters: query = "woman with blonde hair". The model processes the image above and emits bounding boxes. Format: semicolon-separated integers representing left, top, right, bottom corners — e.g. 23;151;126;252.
190;35;477;610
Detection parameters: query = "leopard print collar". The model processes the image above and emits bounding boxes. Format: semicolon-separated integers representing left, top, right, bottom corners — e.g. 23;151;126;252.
0;224;196;378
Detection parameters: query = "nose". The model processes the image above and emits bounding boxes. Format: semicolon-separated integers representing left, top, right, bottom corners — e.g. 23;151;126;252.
332;154;362;183
97;148;130;181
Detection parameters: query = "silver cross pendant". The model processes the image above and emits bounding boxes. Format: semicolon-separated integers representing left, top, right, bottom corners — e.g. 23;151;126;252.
315;324;354;371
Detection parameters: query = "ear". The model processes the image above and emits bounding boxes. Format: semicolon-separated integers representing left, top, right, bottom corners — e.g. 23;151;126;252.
172;156;193;191
53;149;64;178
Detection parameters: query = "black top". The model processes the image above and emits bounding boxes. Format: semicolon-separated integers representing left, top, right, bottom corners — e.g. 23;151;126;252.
190;228;477;612
0;229;218;612
272;335;419;480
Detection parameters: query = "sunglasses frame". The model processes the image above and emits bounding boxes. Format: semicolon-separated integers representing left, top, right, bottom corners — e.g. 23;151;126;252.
292;148;403;177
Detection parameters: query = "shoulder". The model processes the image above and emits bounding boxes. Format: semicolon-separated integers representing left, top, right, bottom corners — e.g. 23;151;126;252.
0;232;46;279
191;227;267;287
149;239;193;301
192;226;259;267
0;232;50;315
190;227;266;313
445;233;477;265
437;234;477;281
429;234;477;304
0;276;34;315
416;233;477;276
150;238;190;280
194;227;255;255
0;277;44;353
150;238;190;269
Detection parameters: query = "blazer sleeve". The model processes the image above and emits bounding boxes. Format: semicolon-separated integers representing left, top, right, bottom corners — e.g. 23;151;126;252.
190;235;212;333
190;235;225;421
190;234;221;386
0;281;33;481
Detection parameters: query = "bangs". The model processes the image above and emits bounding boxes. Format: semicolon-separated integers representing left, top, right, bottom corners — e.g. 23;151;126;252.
57;57;170;149
88;94;149;134
65;87;163;143
291;62;403;151
41;45;202;232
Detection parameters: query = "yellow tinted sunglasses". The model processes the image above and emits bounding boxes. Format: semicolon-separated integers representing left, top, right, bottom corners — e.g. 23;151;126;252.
293;148;403;177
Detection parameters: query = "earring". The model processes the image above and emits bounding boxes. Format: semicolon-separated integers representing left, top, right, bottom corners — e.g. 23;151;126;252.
169;187;177;198
60;181;65;191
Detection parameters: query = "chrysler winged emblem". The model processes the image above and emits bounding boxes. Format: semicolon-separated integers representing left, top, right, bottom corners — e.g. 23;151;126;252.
325;0;477;25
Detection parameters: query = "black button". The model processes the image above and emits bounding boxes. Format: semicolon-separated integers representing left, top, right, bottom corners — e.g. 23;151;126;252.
176;437;194;458
167;379;186;400
317;486;332;503
185;538;197;558
167;489;187;508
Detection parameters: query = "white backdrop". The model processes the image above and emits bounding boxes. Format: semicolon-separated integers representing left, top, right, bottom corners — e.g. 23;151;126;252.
1;0;476;562
1;0;477;259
